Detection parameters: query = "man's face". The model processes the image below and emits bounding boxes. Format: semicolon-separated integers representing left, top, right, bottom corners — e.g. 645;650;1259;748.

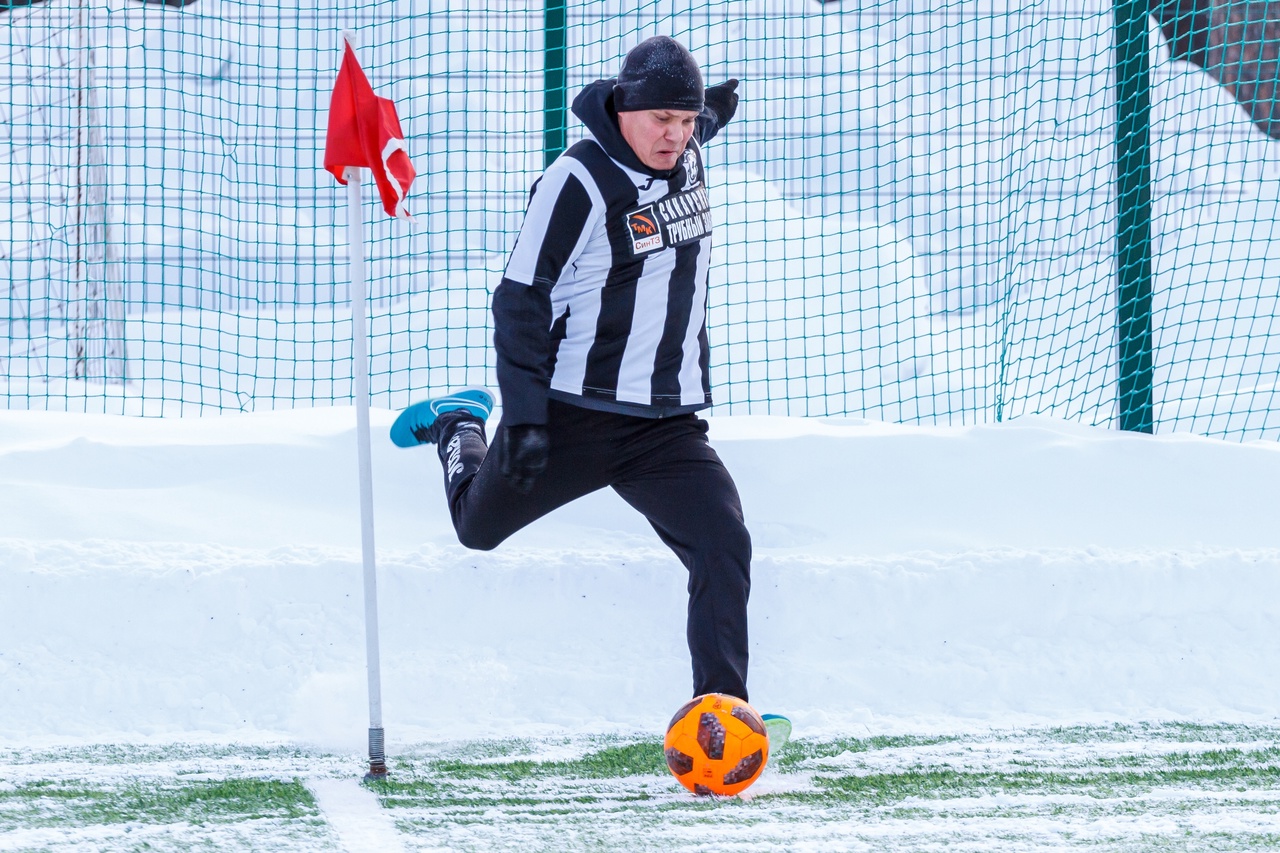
618;108;700;171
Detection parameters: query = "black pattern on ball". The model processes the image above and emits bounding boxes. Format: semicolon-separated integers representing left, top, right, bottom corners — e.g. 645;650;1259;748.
723;749;765;785
664;747;694;776
731;704;766;736
667;698;701;733
697;711;726;760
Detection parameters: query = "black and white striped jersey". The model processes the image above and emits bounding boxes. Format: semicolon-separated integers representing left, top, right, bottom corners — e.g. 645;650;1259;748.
492;79;728;426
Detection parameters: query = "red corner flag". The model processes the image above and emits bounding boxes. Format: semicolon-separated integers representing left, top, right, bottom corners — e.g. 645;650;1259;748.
324;39;415;219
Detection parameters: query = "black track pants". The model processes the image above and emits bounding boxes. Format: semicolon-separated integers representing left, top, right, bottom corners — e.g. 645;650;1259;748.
436;399;751;701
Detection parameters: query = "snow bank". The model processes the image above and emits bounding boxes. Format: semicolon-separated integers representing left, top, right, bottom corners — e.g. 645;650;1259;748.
2;408;1279;748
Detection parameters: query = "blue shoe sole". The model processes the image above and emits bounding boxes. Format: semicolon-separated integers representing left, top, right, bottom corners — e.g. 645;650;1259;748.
390;387;494;447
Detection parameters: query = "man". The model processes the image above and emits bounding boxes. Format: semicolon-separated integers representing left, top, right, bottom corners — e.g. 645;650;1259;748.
391;36;747;701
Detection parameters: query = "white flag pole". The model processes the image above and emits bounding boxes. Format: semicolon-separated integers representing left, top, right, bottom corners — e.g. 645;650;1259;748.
344;166;388;779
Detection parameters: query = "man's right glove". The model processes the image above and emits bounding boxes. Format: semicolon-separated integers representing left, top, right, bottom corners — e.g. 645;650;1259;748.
500;424;550;494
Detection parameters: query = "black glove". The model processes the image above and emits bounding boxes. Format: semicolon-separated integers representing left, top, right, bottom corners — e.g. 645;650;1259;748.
704;79;739;128
500;424;550;494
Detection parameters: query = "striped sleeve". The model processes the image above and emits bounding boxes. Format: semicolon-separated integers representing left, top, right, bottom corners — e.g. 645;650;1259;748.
503;165;597;287
494;162;599;426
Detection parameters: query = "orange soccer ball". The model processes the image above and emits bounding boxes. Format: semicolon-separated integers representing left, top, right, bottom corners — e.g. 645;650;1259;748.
663;693;769;796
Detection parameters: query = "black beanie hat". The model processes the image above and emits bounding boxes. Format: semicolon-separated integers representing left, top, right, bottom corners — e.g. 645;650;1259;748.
612;36;704;112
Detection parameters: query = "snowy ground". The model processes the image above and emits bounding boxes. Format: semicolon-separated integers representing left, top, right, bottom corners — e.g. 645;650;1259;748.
2;407;1280;849
6;723;1280;851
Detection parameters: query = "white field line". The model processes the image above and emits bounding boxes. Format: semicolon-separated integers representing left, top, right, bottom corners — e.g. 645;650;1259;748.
307;778;409;853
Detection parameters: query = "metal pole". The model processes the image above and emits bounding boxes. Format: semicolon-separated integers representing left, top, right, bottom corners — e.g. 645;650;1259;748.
544;0;567;168
1114;0;1154;433
345;170;388;778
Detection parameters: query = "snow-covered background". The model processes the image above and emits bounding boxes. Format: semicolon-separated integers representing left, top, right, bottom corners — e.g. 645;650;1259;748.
2;0;1280;763
3;405;1279;751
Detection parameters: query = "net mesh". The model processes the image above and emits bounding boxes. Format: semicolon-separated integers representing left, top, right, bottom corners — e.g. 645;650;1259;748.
3;0;1279;439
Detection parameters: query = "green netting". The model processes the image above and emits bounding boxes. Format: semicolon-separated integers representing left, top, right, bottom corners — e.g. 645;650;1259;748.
3;0;1280;438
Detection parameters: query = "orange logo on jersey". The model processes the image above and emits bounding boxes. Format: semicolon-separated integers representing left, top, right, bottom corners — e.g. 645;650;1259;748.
629;213;657;236
626;205;665;254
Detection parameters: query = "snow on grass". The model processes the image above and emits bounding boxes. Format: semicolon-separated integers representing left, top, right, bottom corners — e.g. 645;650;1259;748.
363;724;1280;852
0;743;342;852
4;729;1280;850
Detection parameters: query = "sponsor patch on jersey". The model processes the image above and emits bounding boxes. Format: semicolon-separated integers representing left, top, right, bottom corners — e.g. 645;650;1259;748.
624;186;713;256
654;185;713;248
627;206;664;254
